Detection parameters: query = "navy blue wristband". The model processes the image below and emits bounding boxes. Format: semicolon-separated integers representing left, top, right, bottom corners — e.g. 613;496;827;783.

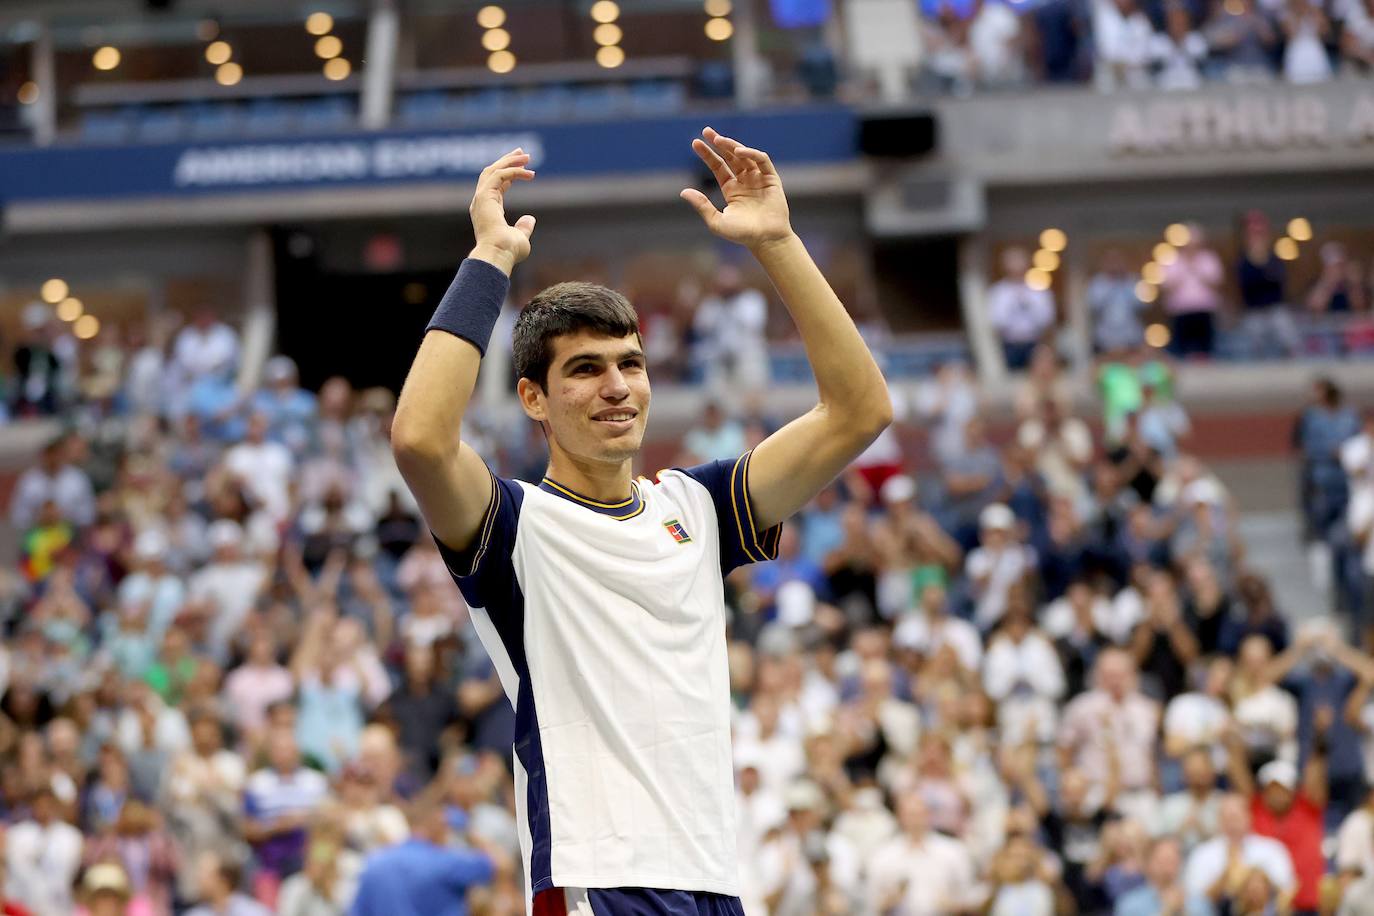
425;257;510;355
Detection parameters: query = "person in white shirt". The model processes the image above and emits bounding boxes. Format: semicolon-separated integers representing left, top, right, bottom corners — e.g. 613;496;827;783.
1152;748;1225;851
188;521;269;664
733;755;786;913
224;412;295;524
986;248;1055;370
9;436;96;530
1184;793;1296;902
894;581;983;673
4;785;84;915
1282;0;1333;83
1164;655;1234;761
969;0;1025;86
754;780;860;916
1094;0;1156;89
733;692;807;797
1335;786;1374;885
866;790;982;915
1152;2;1210;89
692;263;771;394
1058;649;1161;798
966;503;1036;630
171;308;239;386
983;597;1066;745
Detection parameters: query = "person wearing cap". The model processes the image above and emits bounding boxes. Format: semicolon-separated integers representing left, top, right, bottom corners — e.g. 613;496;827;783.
75;862;132;916
116;530;186;644
188;519;268;665
1225;721;1326;913
250;356;318;457
966;503;1036;631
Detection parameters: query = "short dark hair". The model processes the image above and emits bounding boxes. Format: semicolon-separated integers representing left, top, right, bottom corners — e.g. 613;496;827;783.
512;282;640;390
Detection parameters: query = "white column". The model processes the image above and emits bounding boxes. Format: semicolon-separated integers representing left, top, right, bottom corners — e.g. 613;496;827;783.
361;0;400;130
31;19;57;145
958;234;1004;388
237;231;276;393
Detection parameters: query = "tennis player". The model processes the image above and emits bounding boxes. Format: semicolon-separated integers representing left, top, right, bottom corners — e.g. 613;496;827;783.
392;127;891;916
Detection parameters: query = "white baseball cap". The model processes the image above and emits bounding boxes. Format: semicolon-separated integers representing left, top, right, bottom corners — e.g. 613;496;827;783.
979;503;1015;531
1258;759;1298;791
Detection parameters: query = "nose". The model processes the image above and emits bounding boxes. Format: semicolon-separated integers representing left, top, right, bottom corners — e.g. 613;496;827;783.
601;365;630;401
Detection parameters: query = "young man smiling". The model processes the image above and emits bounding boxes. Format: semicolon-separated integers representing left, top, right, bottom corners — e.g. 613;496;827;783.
391;128;891;915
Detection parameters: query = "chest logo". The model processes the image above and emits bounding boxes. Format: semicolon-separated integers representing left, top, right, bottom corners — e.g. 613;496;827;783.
663;519;692;544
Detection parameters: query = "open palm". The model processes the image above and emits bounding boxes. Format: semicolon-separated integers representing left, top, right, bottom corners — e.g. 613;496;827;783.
681;127;792;250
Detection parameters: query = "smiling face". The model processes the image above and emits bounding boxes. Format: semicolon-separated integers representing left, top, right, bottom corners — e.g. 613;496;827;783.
519;330;650;469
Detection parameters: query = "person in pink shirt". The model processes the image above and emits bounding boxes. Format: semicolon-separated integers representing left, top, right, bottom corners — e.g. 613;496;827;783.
221;632;295;748
1161;223;1225;358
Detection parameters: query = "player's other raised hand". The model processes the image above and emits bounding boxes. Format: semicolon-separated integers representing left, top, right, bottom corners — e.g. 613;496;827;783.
469;148;537;275
680;127;794;251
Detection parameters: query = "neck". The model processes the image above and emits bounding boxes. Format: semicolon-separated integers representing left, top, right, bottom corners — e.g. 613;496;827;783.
545;445;635;503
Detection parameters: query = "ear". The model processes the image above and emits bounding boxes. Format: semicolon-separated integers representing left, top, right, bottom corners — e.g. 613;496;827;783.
516;377;547;422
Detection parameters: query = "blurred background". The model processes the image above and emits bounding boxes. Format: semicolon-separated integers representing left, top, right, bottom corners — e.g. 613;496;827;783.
1;0;1374;914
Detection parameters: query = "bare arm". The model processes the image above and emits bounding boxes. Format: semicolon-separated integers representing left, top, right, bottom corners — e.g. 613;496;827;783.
392;149;536;551
680;128;891;531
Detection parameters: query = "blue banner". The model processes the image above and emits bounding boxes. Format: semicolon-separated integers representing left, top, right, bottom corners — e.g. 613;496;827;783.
0;106;858;204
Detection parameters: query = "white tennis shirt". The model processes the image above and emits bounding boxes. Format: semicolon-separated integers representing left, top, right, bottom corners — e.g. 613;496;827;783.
436;450;781;903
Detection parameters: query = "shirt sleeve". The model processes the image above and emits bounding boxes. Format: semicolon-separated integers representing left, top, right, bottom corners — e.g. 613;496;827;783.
676;450;783;576
445;848;495;889
431;471;525;612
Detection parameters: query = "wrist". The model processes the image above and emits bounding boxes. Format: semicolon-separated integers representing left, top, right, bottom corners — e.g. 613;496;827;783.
468;245;517;277
748;230;800;260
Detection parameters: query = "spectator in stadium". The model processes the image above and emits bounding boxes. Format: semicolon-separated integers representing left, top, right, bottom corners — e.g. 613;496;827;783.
5;784;84;914
11;303;68;418
865;790;982;913
1089;249;1149;353
682;400;747;463
921;0;978;93
1308;241;1370;315
1341;0;1374;70
242;729;329;891
275;811;361;916
10;436;96;531
1336;785;1374;904
184;853;270;916
969;0;1027;86
1294;378;1361;576
966;503;1037;629
1161;223;1224;358
1093;0;1156;90
1203;0;1280;82
1237;210;1299;358
1151;2;1210;89
690;263;770;393
1183;793;1296;905
914;360;980;467
1059;649;1160;809
251;356;318;457
1116;835;1212;916
1282;0;1335;83
987;246;1056;370
170;307;239;392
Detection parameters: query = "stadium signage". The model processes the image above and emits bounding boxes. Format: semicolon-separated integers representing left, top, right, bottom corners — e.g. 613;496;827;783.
173;132;545;188
1108;91;1374;155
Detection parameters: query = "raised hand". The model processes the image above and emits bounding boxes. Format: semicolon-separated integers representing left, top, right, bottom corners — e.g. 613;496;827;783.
469;148;537;275
680;127;793;251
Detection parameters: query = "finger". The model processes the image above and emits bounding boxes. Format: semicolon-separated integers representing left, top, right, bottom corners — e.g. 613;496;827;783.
733;145;778;177
514;215;536;239
480;152;531;180
703;128;754;177
679;188;720;227
489;167;536;192
691;138;735;191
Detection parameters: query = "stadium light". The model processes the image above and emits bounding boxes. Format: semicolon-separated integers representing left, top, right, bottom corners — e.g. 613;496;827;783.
1274;237;1299;261
57;297;84;323
704;0;733;15
1025;268;1051;291
1032;249;1059;272
593;23;623;45
216;62;243;85
1136;282;1158;304
1141;262;1163;285
1287;218;1312;241
1039;228;1067;252
482;28;512;51
205;40;232;65
477;6;506;28
705;17;733;39
591;1;620;23
74;314;100;340
323;57;351;80
41;279;68;304
93;46;121;71
315;35;343;58
596;44;625;67
1153;242;1178;266
1164;223;1191;247
488;50;516;73
17;82;39;105
1145;323;1170;348
306;12;334;35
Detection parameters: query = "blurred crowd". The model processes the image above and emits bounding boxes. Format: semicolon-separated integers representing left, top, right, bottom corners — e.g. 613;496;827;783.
903;0;1374;94
2;288;1374;916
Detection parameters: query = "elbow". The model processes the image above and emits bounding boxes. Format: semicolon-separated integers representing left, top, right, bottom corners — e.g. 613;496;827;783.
854;382;895;442
390;419;455;471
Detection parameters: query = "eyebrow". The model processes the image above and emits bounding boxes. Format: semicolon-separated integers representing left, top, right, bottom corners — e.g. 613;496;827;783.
561;349;645;369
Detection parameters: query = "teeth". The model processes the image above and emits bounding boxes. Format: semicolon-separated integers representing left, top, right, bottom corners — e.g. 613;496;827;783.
599;414;633;421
